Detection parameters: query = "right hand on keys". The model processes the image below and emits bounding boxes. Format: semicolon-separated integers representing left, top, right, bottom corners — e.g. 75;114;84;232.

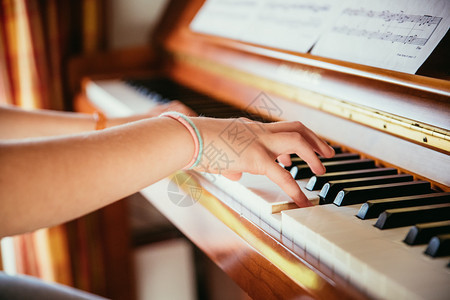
191;117;335;207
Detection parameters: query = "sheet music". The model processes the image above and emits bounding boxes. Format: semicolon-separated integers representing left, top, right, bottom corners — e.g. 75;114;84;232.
311;0;450;73
190;0;257;41
241;1;343;52
190;0;342;53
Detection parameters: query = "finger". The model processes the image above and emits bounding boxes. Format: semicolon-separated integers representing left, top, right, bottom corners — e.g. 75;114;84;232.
221;171;243;181
263;160;312;207
266;121;334;158
301;125;335;158
277;154;292;166
269;132;326;175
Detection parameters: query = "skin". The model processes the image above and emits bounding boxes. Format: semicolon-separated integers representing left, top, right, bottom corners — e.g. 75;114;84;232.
0;103;334;237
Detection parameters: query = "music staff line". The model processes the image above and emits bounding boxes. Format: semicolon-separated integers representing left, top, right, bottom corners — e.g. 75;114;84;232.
332;26;438;46
265;3;330;13
333;9;443;46
342;8;443;25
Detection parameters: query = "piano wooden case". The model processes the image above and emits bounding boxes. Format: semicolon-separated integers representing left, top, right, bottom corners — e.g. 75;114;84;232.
77;1;450;299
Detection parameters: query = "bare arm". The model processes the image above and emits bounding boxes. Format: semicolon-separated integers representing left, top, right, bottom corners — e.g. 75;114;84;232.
0;117;194;236
0;115;334;237
0;102;195;139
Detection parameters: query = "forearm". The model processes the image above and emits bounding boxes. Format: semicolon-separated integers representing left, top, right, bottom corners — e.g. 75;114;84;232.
0;101;196;139
0;117;193;237
0;105;97;139
0;113;334;237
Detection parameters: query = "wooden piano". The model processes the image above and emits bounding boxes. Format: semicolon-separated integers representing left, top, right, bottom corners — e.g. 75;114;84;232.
77;0;450;299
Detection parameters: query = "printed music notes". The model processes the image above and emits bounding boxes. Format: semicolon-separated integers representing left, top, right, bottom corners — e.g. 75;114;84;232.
330;9;442;46
190;0;450;74
311;0;450;73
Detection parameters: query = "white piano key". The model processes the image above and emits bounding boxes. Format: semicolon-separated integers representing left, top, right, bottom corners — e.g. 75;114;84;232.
192;172;242;214
265;212;282;234
260;214;282;240
197;172;319;232
283;204;450;300
85;80;158;117
297;179;321;205
281;212;300;249
242;205;261;227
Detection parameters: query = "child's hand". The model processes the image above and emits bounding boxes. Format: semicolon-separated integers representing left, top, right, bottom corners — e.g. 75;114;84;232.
191;117;335;207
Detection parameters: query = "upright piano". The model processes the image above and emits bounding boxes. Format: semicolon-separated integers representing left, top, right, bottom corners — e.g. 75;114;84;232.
79;0;450;299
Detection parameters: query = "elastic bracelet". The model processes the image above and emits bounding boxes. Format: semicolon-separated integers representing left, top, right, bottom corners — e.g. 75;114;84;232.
159;112;203;170
93;111;107;130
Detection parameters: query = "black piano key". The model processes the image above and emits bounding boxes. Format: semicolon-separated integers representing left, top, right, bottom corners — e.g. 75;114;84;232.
290;153;360;166
290;145;342;158
305;167;398;191
292;159;376;180
125;78;257;119
331;146;342;154
357;192;450;219
374;203;450;229
424;234;450;257
319;174;413;205
404;220;450;245
333;180;431;206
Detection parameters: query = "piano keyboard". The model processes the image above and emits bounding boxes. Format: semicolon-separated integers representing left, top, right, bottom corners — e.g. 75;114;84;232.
86;77;450;300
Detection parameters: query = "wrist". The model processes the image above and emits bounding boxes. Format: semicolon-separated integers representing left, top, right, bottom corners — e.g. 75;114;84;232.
160;112;203;170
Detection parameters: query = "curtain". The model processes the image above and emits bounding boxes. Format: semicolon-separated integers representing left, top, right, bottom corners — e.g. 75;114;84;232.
0;0;106;289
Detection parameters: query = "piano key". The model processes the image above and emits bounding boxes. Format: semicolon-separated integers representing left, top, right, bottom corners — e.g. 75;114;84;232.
194;172;320;237
305;167;398;191
292;158;376;179
425;234;450;257
357;192;450;219
289;152;360;166
290;145;342;158
319;174;413;204
333;180;431;206
125;78;260;119
282;204;450;300
404;220;450;245
330;145;342;154
374;203;450;229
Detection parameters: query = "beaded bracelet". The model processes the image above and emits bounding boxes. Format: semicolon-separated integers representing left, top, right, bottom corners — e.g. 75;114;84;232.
159;112;203;170
93;111;107;130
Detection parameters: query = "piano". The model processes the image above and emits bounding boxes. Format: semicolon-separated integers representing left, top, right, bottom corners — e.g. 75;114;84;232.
77;0;450;299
